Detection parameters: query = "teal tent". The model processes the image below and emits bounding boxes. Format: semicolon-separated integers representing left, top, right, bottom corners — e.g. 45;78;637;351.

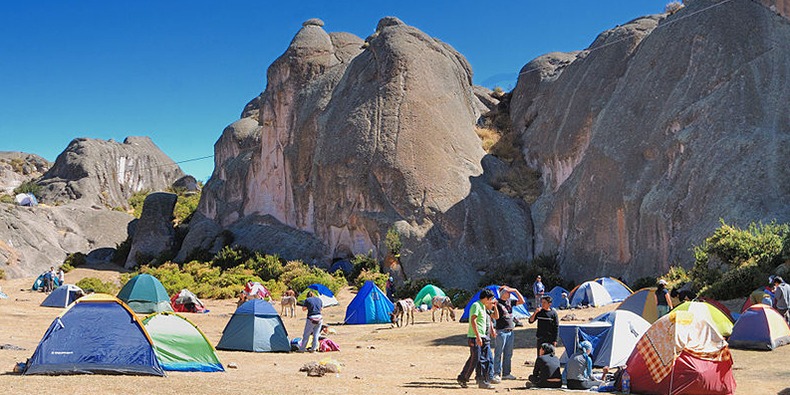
414;284;445;307
143;312;224;372
344;281;394;324
117;274;173;314
216;299;290;352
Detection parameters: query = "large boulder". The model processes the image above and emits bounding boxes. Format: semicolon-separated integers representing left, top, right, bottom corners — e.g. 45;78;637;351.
512;0;790;280
180;18;532;288
0;152;51;195
0;204;132;278
37;137;185;208
125;192;177;269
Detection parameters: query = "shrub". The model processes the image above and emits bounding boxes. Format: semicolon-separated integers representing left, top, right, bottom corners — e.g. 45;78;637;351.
474;127;501;153
128;190;149;217
61;252;87;273
445;288;472;309
354;269;388;291
261;279;288;299
478;254;569;298
174;192;200;225
137;263;196;295
630;276;657;291
289;269;346;295
279;260;312;285
13;180;41;198
350;252;380;281
212;245;253;270
0;268;5;280
76;277;118;294
0;194;13;204
245;253;284;281
385;227;403;256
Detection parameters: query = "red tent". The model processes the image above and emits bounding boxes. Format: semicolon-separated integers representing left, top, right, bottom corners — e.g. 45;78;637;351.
170;289;206;313
625;310;736;395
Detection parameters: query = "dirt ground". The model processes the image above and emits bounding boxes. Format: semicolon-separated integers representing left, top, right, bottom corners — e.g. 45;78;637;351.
1;269;789;395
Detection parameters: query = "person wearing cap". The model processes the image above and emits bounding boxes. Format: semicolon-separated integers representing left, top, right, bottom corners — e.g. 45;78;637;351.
773;276;790;324
532;275;545;309
491;285;525;383
564;340;608;390
526;343;562;388
655;279;673;319
557;292;570;310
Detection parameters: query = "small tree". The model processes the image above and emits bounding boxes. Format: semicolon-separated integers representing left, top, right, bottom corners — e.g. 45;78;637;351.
385;227;403;256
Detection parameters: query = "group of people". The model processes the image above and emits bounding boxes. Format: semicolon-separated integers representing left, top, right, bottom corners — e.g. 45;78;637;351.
762;275;790;324
40;266;64;293
457;276;619;390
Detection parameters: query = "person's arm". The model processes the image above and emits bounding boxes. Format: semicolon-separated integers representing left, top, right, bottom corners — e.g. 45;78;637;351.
510;287;525;306
550;310;559;344
528;306;540;324
533;357;543;381
470;313;482;346
664;292;673;309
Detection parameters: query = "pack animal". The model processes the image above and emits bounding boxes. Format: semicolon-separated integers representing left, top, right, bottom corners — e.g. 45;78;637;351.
432;295;456;322
390;298;416;327
281;295;297;317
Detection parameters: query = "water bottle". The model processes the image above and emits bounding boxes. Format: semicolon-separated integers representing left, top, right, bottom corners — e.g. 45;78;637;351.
621;368;631;394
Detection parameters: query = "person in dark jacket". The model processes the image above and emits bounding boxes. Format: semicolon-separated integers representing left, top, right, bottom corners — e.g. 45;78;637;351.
526;343;562;388
528;296;559;356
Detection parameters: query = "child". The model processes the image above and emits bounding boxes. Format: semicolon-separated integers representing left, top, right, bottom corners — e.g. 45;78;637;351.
457;288;497;389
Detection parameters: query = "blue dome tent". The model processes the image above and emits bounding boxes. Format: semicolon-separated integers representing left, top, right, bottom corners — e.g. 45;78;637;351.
344;281;394;324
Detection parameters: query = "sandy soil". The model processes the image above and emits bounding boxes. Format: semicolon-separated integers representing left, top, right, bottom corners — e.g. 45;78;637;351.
1;269;789;395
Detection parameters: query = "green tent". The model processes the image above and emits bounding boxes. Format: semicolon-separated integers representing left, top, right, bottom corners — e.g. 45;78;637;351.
414;284;445;307
142;312;224;372
117;274;173;313
672;301;734;337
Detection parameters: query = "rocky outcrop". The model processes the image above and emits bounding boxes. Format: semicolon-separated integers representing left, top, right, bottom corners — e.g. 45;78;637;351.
37;137;185;209
0;204;132;278
0;152;51;195
180;18;532;288
512;0;790;280
125;192;177;269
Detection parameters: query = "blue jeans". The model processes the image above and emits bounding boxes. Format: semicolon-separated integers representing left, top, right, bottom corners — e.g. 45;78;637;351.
493;330;514;377
657;305;670;319
300;317;322;351
458;337;492;383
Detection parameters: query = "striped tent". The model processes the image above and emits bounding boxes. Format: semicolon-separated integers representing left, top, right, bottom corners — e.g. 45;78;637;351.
729;305;790;350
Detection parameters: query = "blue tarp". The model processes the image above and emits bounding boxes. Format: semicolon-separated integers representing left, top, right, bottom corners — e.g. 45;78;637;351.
216;299;290;352
24;298;164;376
344;281;394;324
558;322;612;365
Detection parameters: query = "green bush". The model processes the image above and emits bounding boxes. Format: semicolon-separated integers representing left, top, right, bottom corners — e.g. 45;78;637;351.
13;180;41;198
76;277;118;294
245;253;284;281
212;245;253;270
354;269;388;291
659;265;690;290
630;276;657;291
174;193;200;225
128;190;149;218
689;220;789;299
385;227;402;256
0;194;13;204
61;252;87;273
350;252;380;281
261;279;288;299
137;263;196;295
445;288;472;309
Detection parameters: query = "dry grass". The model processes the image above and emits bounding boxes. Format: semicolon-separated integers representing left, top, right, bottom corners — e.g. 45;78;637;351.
474;126;501;153
1;269;785;394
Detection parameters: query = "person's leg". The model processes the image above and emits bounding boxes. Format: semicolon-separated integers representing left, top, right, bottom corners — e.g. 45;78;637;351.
477;338;492;384
299;319;317;351
458;339;479;384
502;331;514;377
493;334;504;377
310;319;323;351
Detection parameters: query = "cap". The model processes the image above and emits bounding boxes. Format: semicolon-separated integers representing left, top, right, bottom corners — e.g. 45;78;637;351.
769;275;776;284
658;279;668;286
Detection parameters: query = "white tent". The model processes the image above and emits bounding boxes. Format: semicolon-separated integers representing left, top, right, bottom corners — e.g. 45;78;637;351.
569;281;613;307
559;310;650;367
14;193;38;206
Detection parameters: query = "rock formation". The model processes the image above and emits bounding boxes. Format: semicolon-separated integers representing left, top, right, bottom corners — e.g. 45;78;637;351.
0;204;132;278
180;17;532;288
0;152;50;195
512;0;790;280
37;137;185;209
125;192;177;269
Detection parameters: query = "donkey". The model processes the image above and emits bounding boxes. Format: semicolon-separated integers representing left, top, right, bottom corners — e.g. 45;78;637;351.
431;295;456;322
390;298;416;327
280;295;297;318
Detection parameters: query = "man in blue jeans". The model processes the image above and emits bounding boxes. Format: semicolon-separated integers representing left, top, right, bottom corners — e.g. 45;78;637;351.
491;285;525;383
457;288;497;390
299;291;323;352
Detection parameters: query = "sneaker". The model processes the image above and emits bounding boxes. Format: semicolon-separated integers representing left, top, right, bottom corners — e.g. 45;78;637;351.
457;378;468;388
490;376;502;384
502;374;517;380
478;382;495;390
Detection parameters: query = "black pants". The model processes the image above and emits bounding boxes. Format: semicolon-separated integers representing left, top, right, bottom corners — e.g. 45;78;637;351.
567;379;599;390
528;375;562;388
458;337;492;383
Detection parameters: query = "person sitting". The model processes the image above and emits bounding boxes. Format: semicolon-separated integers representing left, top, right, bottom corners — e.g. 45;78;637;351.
564;340;608;390
526;343;562;388
557;292;570;310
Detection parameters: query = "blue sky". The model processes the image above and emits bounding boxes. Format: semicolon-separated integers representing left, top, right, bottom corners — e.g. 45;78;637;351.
0;1;666;181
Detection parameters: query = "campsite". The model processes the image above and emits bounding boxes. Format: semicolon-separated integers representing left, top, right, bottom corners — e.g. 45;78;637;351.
1;268;789;395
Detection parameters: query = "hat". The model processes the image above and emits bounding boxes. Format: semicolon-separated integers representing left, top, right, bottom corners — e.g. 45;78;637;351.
769;275;776;284
658;279;668;286
561;292;567;296
579;340;593;353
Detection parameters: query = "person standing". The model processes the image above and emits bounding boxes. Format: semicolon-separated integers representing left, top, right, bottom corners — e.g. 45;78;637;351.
299;290;323;352
655;280;673;319
57;267;65;286
773;276;790;324
528;296;559;357
492;286;524;382
457;288;496;390
386;276;395;302
532;276;545;309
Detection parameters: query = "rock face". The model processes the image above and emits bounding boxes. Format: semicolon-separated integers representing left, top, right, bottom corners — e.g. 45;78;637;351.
512;0;790;280
0;204;132;278
0;152;51;195
180;18;532;288
125;192;177;269
37;137;185;209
